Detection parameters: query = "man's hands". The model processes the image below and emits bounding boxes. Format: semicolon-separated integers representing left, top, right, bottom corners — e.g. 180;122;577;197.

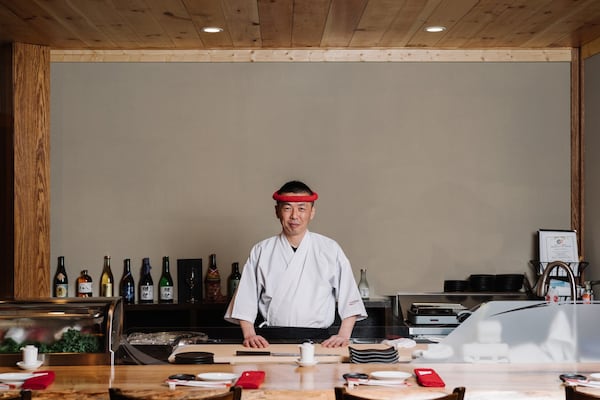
239;314;359;348
240;320;270;348
243;334;270;348
321;334;350;348
321;315;357;347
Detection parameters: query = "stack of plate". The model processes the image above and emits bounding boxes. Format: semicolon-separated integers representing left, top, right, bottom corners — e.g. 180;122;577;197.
468;274;496;292
348;346;399;364
494;274;524;292
443;280;469;292
173;351;214;364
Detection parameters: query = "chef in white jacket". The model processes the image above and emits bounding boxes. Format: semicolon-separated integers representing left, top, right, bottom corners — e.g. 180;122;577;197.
224;180;367;348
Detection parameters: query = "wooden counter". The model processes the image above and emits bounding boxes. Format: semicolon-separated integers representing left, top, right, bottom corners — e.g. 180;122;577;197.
168;343;412;364
1;344;600;399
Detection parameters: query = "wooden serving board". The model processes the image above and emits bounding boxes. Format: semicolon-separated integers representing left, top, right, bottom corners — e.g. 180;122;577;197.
169;343;410;364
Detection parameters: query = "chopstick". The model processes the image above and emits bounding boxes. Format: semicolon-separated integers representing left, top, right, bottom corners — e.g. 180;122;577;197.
346;379;409;388
165;379;231;389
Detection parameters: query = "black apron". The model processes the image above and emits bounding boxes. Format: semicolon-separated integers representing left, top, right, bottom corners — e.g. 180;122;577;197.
256;326;331;343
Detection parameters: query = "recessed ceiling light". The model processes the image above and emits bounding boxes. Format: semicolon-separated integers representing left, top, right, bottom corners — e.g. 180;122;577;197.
202;26;223;33
425;26;446;33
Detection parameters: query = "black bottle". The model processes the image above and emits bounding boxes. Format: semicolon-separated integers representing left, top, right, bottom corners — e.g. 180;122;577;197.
138;258;154;304
53;256;69;297
227;262;241;299
120;258;135;304
205;253;222;302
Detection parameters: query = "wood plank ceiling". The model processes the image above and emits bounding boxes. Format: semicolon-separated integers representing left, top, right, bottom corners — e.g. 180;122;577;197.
1;0;600;50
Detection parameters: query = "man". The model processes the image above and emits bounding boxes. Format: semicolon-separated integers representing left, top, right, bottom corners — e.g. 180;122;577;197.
224;180;367;348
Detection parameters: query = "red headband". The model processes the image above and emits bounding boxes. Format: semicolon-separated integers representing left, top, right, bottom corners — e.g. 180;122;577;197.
272;191;318;202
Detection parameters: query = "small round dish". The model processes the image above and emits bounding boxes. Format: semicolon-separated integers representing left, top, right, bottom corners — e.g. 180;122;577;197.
296;359;318;367
589;373;600;381
370;371;412;381
17;360;43;371
0;372;36;387
196;372;238;382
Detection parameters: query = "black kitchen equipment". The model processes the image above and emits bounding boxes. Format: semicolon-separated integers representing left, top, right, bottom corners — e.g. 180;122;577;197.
407;303;466;325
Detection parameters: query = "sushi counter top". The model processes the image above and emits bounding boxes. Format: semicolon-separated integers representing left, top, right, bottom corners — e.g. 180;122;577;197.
0;343;599;399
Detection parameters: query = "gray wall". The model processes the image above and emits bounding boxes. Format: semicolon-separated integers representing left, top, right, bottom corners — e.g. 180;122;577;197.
50;62;571;299
585;53;600;284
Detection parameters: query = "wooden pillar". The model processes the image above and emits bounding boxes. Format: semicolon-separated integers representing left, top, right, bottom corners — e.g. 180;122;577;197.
0;42;50;299
571;48;585;259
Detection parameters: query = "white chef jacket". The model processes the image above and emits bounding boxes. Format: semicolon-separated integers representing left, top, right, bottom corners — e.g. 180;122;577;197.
224;231;367;328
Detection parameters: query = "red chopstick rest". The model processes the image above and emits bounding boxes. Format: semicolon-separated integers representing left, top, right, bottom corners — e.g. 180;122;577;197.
234;370;265;389
22;370;55;390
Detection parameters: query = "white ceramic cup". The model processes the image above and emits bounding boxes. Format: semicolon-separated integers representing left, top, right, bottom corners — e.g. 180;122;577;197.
298;342;315;363
21;344;38;366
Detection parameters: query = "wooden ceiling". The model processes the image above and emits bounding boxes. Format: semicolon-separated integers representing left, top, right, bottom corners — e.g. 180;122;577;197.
1;0;600;50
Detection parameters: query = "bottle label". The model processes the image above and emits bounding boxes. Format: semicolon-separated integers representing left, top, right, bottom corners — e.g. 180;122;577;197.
160;286;173;300
359;287;370;299
123;286;135;303
101;283;113;297
229;280;240;296
78;282;92;294
140;285;154;300
55;284;68;297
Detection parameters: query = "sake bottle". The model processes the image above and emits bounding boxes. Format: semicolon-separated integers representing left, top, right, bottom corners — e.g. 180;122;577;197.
158;256;174;303
358;268;370;299
100;255;114;297
139;258;154;304
227;262;241;299
120;258;135;304
205;253;222;303
76;269;93;297
53;256;69;297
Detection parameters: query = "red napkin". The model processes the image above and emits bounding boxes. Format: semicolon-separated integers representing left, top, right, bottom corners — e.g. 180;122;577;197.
22;370;55;390
234;370;265;389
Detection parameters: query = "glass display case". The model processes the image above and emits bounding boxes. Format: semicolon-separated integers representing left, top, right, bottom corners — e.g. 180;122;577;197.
0;297;122;366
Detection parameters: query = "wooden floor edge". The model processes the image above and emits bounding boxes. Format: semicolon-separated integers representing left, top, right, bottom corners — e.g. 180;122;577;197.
50;48;572;62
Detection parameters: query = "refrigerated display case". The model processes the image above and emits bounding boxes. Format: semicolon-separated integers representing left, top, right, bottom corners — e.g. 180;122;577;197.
0;297;122;366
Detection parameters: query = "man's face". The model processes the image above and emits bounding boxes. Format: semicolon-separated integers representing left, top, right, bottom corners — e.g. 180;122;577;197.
275;193;315;240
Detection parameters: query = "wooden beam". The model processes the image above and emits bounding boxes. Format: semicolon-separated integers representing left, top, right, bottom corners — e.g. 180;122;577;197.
582;35;600;59
571;47;584;258
50;48;572;62
0;42;51;299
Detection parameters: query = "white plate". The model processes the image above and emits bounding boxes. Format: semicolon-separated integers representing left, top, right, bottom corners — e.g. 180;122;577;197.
296;359;318;367
0;372;37;386
370;371;412;381
196;372;238;382
590;373;600;381
17;360;43;370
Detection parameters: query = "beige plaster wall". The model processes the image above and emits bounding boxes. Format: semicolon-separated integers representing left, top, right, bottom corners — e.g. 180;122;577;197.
50;62;571;299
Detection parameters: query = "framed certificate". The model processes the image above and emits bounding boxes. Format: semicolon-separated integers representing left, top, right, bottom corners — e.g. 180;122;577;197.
538;229;578;263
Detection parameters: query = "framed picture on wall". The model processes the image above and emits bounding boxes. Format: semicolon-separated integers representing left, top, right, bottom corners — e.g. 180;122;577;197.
538;229;578;263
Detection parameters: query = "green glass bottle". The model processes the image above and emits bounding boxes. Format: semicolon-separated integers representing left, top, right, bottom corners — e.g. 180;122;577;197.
158;256;174;303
